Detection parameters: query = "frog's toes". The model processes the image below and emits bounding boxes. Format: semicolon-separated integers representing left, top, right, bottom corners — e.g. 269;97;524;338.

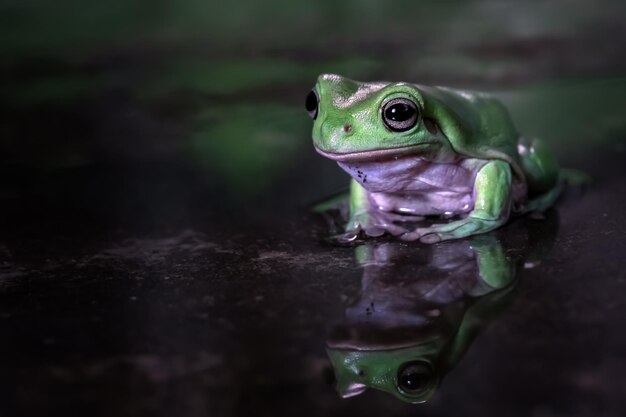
419;233;442;244
334;230;360;244
361;222;407;238
400;228;441;243
400;222;469;243
382;222;410;237
363;226;385;237
399;229;423;242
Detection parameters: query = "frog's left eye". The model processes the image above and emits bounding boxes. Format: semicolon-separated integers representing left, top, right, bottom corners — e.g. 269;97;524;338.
382;98;419;132
305;89;319;120
396;361;433;395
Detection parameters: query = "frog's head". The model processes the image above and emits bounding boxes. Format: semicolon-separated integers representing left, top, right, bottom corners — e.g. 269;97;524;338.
326;346;441;403
307;74;453;162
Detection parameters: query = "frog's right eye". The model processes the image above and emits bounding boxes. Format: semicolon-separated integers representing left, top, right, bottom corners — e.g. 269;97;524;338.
382;98;419;132
305;89;319;120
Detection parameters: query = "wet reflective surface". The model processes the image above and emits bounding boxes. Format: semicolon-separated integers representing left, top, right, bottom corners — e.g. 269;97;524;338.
326;217;558;403
1;1;626;416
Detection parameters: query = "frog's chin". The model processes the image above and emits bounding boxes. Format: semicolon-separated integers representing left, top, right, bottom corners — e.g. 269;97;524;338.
314;143;435;163
326;324;443;351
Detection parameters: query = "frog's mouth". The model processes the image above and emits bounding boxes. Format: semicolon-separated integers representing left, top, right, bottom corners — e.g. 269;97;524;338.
314;144;435;162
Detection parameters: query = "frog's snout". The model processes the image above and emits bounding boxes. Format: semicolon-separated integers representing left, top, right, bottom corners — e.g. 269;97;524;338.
319;118;355;144
313;117;356;154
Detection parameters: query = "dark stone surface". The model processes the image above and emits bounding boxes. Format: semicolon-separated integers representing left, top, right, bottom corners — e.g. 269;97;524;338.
1;1;625;416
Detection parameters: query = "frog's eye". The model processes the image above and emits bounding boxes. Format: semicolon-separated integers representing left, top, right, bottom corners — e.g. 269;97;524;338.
382;98;419;132
396;361;433;395
305;89;319;120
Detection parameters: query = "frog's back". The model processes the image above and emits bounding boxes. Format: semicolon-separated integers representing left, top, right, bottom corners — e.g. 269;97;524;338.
434;87;515;132
440;88;560;195
417;86;519;170
428;86;518;147
418;85;559;196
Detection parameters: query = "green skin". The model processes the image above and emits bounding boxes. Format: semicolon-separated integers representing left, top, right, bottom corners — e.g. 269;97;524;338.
310;74;562;243
326;236;518;403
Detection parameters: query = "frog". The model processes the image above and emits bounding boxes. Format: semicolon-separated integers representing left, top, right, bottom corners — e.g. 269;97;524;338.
306;74;566;243
325;212;559;403
326;236;518;403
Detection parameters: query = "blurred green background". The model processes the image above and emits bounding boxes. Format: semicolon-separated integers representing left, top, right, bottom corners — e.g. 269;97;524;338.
1;0;625;197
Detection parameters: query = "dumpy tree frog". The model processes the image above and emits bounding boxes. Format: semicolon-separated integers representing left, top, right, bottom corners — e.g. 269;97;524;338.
306;74;564;243
325;209;559;403
326;236;519;403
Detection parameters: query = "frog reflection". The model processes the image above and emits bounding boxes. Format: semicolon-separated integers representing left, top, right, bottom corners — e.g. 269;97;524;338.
326;216;557;403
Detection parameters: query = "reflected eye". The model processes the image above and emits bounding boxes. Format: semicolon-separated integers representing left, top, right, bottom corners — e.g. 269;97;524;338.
397;361;432;394
305;89;319;119
382;98;419;132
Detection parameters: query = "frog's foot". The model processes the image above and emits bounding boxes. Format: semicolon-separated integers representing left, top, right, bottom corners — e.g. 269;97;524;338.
400;216;506;244
336;211;410;243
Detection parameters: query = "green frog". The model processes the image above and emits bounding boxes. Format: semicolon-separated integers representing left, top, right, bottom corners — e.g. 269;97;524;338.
306;74;566;243
325;213;558;403
326;237;518;403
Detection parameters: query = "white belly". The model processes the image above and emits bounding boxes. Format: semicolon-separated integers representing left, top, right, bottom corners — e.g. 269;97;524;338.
338;156;488;216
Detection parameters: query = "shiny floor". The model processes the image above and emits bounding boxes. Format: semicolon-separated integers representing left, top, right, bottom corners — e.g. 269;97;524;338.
1;1;625;416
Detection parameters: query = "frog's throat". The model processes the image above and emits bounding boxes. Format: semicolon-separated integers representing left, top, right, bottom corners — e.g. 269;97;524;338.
314;143;435;162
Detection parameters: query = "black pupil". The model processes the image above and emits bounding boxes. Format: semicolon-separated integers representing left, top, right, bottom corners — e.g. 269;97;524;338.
385;103;415;122
400;371;429;391
305;90;318;113
398;363;431;392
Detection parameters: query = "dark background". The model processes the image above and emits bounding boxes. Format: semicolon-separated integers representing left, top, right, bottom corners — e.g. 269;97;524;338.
1;1;625;416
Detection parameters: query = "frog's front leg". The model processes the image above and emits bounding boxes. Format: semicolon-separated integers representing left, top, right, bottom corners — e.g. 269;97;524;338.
339;179;407;242
402;160;512;243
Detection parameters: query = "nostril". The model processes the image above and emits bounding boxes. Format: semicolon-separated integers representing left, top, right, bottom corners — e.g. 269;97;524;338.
343;124;353;133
